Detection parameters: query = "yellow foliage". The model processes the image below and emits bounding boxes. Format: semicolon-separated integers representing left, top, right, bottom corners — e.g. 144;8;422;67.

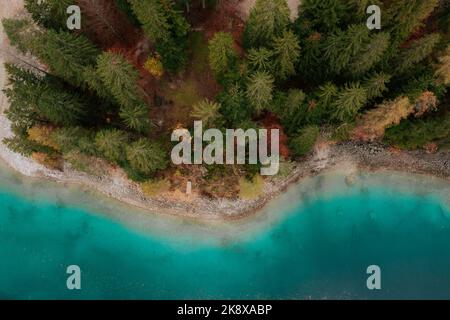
141;179;171;197
413;91;438;118
144;55;164;78
239;175;264;200
27;125;58;149
352;97;413;141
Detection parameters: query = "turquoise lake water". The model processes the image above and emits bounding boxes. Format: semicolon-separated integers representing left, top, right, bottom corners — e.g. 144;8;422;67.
0;164;449;299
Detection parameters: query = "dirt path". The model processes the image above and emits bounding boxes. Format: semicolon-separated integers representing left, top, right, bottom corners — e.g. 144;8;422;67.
238;0;301;21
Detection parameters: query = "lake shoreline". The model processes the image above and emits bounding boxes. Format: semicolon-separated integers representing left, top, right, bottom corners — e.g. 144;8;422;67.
1;0;449;221
0;132;449;221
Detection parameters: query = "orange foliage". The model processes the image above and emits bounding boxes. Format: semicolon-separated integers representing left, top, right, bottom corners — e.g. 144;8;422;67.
352;97;413;142
32;152;63;170
413;91;438;118
27;125;58;149
352;91;438;142
260;112;290;159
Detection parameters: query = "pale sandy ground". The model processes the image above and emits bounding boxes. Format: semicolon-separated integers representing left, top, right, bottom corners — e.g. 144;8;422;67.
238;0;301;21
0;0;448;220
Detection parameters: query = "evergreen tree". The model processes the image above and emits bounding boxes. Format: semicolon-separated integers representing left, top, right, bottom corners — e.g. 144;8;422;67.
191;99;221;127
435;45;450;85
289;125;320;156
27;125;58;150
125;139;168;175
36;85;87;126
323;24;370;74
363;73;391;100
37;30;100;87
349;33;390;76
317;82;338;108
243;0;290;49
95;129;129;163
246;72;274;114
272;30;301;80
3;64;43;132
395;34;441;74
386;0;440;44
218;84;252;126
3;64;87;127
83;66;114;101
297;0;347;33
24;0;72;30
208;32;238;81
51;127;95;154
247;48;273;73
1;18;40;55
129;0;190;72
129;0;171;41
273;89;309;133
119;104;150;133
96;52;150;131
332;83;367;122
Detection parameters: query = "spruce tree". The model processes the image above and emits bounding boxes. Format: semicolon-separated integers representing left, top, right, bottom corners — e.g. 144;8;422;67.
386;0;440;44
276;89;308;133
51;127;94;154
332;83;367;122
395;34;441;74
208;32;238;81
96;52;150;132
37;30;100;87
119;104;150;133
4;64;87;127
3;64;42;132
363;73;391;100
125;139;168;175
1;18;41;55
272;30;301;80
24;0;72;30
289;125;320;156
36;84;88;126
435;46;450;85
297;0;347;33
191;99;221;127
349;33;390;76
317;82;338;108
95;129;129;163
129;0;171;41
218;84;252;127
247;48;273;73
129;0;190;72
323;24;370;74
243;0;290;49
246;71;274;114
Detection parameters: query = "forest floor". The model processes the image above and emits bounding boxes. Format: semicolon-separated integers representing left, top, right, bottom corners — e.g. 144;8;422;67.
0;0;449;220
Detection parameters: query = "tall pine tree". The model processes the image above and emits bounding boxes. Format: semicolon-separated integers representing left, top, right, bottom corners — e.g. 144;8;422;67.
243;0;290;49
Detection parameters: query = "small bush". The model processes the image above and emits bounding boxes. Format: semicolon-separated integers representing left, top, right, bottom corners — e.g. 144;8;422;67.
289;125;320;156
239;175;264;200
31;152;63;170
141;179;171;197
